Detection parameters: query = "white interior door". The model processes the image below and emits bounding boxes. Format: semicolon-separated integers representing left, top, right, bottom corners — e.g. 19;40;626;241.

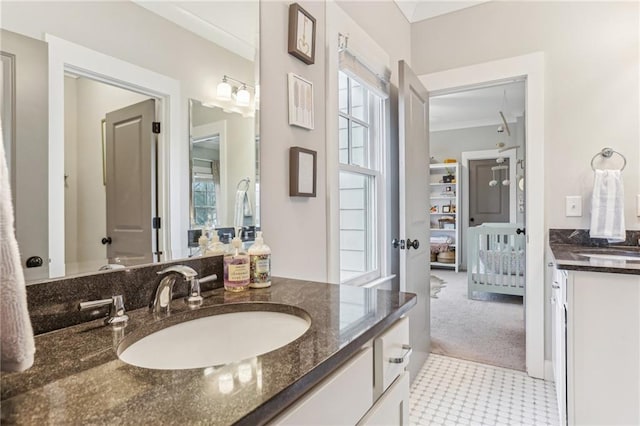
398;60;430;382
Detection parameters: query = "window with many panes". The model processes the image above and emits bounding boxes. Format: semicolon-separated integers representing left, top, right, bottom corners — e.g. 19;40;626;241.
338;71;385;284
192;158;217;226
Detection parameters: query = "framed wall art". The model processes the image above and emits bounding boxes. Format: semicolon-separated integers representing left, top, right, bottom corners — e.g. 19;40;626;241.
288;3;316;65
287;73;314;130
289;146;316;197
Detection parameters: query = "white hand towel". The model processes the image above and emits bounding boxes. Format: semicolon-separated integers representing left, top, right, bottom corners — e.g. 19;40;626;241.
589;169;626;242
0;139;36;372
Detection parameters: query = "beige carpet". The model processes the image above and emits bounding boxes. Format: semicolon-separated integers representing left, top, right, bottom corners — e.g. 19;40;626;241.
430;269;526;371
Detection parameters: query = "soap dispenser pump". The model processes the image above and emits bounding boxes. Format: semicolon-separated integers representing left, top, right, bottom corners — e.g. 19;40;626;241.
248;231;271;288
223;230;250;292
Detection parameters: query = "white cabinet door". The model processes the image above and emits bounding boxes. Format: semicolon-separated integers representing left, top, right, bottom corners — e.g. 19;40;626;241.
271;347;373;426
359;372;410;426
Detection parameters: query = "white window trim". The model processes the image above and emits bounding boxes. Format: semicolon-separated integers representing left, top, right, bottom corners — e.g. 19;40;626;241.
325;2;392;286
336;72;389;287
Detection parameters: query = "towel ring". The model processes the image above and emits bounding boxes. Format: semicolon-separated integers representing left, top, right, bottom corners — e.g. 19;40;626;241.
590;147;626;171
236;177;250;191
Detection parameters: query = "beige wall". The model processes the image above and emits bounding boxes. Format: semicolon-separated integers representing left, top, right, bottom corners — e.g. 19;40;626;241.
412;1;640;231
260;1;327;282
260;1;411;282
336;0;412;85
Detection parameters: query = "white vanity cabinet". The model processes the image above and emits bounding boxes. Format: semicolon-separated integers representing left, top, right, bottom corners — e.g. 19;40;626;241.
550;266;567;426
551;267;640;426
271;317;411;426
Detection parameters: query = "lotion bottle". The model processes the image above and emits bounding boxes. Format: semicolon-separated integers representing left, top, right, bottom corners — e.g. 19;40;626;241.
223;232;250;292
248;231;271;288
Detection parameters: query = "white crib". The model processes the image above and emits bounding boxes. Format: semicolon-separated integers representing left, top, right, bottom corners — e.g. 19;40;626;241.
467;223;525;299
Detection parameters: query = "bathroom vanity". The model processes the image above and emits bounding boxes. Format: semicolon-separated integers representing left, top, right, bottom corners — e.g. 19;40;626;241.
0;277;416;425
548;237;640;426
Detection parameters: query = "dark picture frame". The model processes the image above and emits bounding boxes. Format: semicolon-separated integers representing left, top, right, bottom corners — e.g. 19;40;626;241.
288;3;316;65
289;146;317;197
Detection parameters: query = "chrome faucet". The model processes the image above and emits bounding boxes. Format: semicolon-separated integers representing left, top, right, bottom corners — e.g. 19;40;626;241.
79;295;129;327
152;265;201;317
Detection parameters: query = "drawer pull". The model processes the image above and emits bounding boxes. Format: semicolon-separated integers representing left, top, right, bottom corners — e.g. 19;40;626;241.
388;345;412;364
552;284;560;289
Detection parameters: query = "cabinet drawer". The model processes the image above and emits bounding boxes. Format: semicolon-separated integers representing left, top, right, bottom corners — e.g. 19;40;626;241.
271;347;373;425
374;317;410;399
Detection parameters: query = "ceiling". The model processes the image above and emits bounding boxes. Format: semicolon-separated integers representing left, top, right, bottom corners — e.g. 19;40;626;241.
430;80;526;132
394;0;490;23
133;1;258;61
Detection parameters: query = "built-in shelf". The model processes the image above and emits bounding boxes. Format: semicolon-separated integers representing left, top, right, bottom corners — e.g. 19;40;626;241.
430;163;460;272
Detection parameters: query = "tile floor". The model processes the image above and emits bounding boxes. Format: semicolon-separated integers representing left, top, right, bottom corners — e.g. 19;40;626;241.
410;354;560;426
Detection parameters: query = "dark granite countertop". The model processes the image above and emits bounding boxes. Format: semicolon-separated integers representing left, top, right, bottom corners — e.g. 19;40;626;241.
549;244;640;275
1;278;416;425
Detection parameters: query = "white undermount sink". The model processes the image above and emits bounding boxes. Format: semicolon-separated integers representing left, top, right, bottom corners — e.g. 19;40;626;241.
578;252;640;262
118;310;310;370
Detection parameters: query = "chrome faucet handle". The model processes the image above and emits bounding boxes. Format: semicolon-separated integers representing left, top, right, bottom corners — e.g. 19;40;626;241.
186;274;217;308
198;273;218;284
157;265;198;278
187;278;203;307
79;295;129;327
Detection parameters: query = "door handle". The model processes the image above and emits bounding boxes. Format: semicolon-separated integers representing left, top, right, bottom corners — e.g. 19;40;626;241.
516;228;526;235
406;239;420;250
392;238;405;250
102;237;112;245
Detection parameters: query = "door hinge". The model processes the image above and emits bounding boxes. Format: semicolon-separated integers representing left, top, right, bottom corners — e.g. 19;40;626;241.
152;122;161;134
152;217;161;229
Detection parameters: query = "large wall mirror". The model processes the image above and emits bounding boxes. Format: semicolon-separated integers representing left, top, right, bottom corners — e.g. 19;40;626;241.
0;1;259;283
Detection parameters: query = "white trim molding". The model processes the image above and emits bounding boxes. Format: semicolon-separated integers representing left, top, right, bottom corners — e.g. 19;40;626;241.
46;34;184;278
420;52;546;379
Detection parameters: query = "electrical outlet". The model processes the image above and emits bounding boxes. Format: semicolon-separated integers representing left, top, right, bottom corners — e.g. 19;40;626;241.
566;196;582;217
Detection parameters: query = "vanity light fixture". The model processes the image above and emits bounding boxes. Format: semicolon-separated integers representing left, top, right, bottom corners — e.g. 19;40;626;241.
236;84;250;107
216;76;232;101
216;75;254;107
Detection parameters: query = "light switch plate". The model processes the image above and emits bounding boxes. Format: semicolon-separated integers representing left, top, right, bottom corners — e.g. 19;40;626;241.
566;196;582;217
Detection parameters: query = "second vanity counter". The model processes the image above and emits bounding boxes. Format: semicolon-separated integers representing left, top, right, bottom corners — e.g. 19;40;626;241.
1;278;416;425
549;243;640;275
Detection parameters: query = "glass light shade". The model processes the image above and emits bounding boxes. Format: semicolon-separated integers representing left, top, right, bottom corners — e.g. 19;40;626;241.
217;80;232;100
236;85;250;107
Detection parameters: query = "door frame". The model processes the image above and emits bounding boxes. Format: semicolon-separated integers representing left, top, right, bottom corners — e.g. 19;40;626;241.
461;149;517;269
47;34;183;278
420;52;545;379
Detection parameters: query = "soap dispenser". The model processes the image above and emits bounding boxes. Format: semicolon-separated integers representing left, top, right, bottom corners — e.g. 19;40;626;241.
248;231;271;288
223;230;250;292
198;233;209;256
207;232;226;256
